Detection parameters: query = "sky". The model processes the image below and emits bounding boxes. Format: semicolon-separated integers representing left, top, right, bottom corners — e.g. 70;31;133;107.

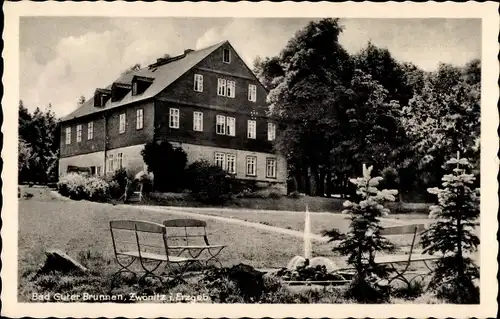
19;17;481;117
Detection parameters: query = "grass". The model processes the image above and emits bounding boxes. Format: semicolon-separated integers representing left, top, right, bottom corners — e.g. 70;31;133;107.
145;192;431;215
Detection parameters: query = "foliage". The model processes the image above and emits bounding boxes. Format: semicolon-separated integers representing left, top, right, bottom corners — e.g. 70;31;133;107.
420;155;480;303
330;165;397;302
57;173;109;202
185;160;234;204
18;101;60;184
141;141;188;192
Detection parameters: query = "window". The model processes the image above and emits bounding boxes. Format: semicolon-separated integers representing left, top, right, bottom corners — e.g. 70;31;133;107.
248;84;257;102
65;127;71;145
214;152;226;170
136;109;144;130
194;74;203;92
246;156;257;176
169;108;179;128
247;120;256;139
266;158;277;178
268;122;276;141
227;80;235;98
226;154;236;174
226;117;236;136
76;125;82;142
217;78;227;96
216;115;226;135
193;111;203;131
119;113;126;133
114;153;123;170
107;154;114;173
223;48;231;63
88;122;94;140
132;81;138;96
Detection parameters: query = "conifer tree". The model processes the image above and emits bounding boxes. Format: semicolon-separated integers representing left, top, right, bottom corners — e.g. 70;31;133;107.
421;154;480;303
332;164;398;302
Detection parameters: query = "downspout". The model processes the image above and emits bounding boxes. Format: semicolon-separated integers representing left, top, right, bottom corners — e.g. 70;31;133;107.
103;113;108;174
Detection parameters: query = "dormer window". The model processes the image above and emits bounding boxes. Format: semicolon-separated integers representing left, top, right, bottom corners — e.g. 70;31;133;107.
111;82;132;102
132;76;154;96
223;48;231;64
94;88;111;107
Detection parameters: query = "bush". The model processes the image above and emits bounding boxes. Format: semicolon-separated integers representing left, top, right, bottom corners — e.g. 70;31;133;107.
268;191;283;199
288;191;301;199
57;173;110;202
185;160;234;204
141;141;188;192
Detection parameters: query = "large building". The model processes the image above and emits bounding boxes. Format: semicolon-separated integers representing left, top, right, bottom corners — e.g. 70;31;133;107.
58;41;287;191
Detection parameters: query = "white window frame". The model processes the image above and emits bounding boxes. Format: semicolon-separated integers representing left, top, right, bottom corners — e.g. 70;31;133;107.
65;127;71;145
248;84;257;102
246;156;257;176
119;113;126;134
214;152;226;170
107;154;114;173
114;153;123;170
223;48;231;64
266;158;277;178
194;74;203;92
87;121;94;140
76;124;82;142
226;117;236;136
169;108;179;129
268;122;276;141
226;154;236;174
247;120;256;139
227;80;235;98
217;78;227;96
216;115;226;135
136;109;144;130
193;111;203;132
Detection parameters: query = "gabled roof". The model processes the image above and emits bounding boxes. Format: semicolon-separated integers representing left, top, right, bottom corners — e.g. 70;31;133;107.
61;41;226;122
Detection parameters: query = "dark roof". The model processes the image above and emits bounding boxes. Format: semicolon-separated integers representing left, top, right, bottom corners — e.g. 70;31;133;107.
61;41;226;122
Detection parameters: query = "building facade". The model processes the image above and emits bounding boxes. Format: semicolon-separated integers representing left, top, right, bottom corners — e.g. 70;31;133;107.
59;41;287;191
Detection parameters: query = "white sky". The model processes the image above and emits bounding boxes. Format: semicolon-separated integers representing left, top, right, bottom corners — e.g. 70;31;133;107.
19;17;481;117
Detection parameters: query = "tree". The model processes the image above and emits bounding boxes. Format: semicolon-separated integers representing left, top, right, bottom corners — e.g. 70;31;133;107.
327;164;397;302
421;155;480;303
18;138;33;183
121;63;141;75
18;101;59;184
78;95;86;106
401;62;480;192
140;141;187;192
266;18;354;196
185;160;234;204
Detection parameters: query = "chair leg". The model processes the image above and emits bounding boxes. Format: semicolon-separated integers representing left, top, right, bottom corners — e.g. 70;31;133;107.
205;247;225;268
112;256;138;278
137;259;164;284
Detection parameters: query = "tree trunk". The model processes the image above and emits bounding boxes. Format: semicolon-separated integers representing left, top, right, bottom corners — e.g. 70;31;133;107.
303;164;311;195
325;169;332;197
318;167;325;197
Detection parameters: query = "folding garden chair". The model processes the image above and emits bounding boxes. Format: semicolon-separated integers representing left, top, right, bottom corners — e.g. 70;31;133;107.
109;220;197;283
163;219;226;269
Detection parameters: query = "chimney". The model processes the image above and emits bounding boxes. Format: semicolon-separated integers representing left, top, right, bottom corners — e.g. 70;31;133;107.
184;49;194;55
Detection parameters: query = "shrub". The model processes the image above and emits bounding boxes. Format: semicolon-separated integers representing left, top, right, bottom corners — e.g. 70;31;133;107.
185;160;234;204
268;191;283;199
288;191;301;199
84;176;109;202
141;141;188;192
57;173;110;202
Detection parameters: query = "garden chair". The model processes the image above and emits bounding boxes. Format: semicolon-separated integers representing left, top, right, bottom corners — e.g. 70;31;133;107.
109;220;197;283
374;223;442;287
162;219;226;269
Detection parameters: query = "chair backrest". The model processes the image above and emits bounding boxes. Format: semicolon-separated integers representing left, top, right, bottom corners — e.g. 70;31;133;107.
163;219;209;246
379;223;426;236
109;220;168;257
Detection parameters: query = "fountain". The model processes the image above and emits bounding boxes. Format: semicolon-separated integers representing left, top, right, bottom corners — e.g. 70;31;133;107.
286;205;339;273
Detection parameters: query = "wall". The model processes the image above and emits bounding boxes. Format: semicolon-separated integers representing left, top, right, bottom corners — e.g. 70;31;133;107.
58;151;105;176
154;100;274;153
106;144;147;176
180;142;287;184
60;100;154;158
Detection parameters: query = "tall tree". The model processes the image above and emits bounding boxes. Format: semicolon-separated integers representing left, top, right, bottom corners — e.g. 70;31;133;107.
421;155;480;303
